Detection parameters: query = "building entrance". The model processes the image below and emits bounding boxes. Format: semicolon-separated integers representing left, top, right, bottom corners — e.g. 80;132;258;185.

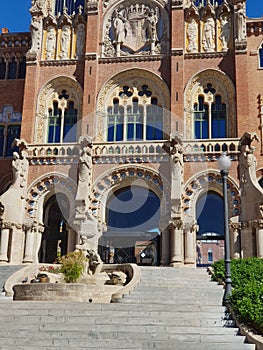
39;193;69;263
99;186;160;265
196;192;224;266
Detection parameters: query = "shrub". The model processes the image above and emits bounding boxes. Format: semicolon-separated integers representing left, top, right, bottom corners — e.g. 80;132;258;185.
59;251;87;283
211;257;263;334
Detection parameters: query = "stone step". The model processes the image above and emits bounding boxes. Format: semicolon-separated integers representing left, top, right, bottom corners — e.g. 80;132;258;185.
0;266;256;350
0;338;255;350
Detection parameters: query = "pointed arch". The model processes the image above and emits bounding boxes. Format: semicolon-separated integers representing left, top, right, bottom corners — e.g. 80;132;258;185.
182;169;240;225
184;68;236;139
34;76;83;143
96;68;170;142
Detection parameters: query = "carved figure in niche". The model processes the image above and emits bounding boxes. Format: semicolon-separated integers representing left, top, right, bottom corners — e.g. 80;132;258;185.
76;23;85;58
11;150;28;190
220;15;231;51
78;146;92;182
171;143;184;180
202;17;215;52
236;2;246;41
30;0;47;15
12;152;21;185
113;12;126;43
145;8;159;42
187;18;198;52
46;26;56;60
76;145;92;200
60;25;71;59
29;15;42;53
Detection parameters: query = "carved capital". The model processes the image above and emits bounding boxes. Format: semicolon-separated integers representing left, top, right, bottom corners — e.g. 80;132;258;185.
169;218;183;230
2;221;13;229
229;221;241;231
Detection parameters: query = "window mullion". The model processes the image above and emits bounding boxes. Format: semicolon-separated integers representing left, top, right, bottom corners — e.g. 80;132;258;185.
142;106;145;141
123;108;127;142
208;103;212;139
60;109;65;143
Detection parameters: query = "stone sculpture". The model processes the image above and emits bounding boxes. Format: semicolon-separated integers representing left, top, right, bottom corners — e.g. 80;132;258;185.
203;17;215;52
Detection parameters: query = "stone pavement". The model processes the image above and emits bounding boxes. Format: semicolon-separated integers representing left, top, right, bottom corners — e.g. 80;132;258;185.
0;265;256;349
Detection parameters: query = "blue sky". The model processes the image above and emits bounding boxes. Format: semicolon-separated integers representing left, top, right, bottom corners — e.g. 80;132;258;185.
0;0;262;33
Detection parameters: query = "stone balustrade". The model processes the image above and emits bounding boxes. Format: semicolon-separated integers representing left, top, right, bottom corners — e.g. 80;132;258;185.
26;138;240;165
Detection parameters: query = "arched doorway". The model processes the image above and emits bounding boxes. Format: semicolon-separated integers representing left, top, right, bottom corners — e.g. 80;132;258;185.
99;185;161;265
39;193;69;263
196;191;224;266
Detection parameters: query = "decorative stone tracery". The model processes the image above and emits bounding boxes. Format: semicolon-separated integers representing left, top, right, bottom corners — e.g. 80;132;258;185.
96;68;170;142
184;69;236;139
35;76;83;143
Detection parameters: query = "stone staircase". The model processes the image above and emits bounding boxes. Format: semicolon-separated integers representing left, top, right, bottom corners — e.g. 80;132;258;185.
0;266;256;350
0;265;22;293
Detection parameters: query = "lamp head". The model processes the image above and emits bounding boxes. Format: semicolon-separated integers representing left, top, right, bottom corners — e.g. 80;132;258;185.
218;152;231;171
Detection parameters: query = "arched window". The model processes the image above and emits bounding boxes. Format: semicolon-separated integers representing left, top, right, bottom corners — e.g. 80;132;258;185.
212;95;226;138
18;56;26;79
196;191;224;238
106;86;164;142
47;91;78;143
107;186;160;232
7;57;17;80
259;44;263;68
194;96;209;139
0;105;21;157
0;57;6;79
193;86;226;139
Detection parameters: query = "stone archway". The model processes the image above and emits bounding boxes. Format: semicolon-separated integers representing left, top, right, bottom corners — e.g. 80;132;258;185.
25;173;78;263
182;170;240;265
91;165;171;265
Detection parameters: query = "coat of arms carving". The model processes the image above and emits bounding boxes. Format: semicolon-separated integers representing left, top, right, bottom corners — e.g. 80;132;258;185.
103;3;169;57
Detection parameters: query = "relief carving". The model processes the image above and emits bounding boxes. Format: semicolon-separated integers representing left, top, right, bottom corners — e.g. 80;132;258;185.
103;3;168;57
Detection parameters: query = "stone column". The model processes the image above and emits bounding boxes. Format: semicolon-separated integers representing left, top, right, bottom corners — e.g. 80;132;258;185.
9;225;25;264
169;218;183;266
160;227;169;266
0;225;10;262
184;221;198;266
240;221;253;258
33;224;44;263
23;224;35;263
255;220;263;258
229;222;241;259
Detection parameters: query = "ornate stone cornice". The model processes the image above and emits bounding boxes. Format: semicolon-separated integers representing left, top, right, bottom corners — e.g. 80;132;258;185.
171;0;183;9
171;49;184;56
40;59;80;67
85;53;97;61
185;52;227;59
99;54;165;64
86;0;99;15
235;40;247;53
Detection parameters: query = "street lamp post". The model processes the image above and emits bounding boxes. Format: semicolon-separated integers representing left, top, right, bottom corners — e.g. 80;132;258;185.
218;152;232;306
